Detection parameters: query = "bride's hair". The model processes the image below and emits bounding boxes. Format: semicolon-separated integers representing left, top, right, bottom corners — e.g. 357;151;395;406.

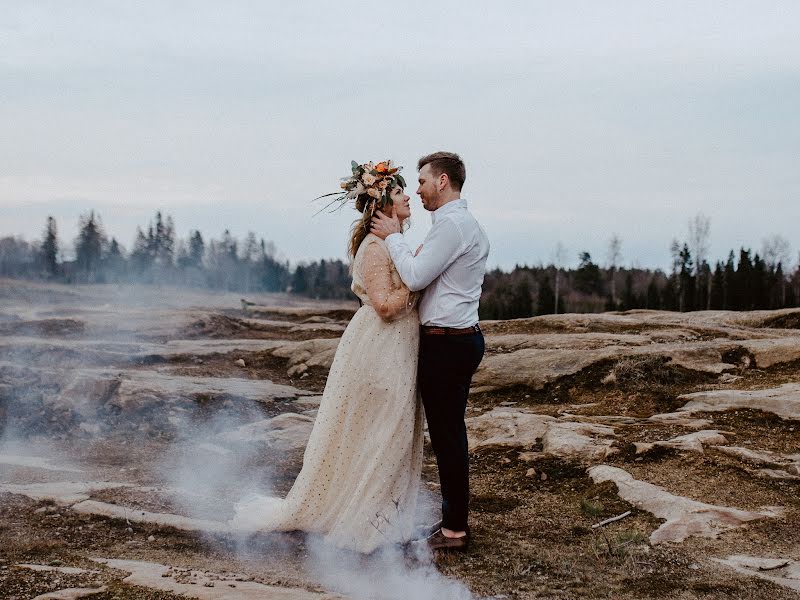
347;193;381;260
347;189;407;261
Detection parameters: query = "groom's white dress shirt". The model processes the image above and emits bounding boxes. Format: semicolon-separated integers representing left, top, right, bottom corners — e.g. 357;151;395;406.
385;199;489;328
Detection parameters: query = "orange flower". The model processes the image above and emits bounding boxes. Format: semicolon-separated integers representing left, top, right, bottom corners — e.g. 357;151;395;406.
374;161;389;173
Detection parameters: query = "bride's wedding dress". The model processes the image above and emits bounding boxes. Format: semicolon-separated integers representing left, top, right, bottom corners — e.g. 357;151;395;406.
231;234;424;553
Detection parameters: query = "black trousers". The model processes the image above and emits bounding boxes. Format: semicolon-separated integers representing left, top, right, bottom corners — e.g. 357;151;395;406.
418;330;485;531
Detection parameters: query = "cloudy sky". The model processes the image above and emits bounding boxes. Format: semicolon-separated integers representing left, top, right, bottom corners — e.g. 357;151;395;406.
2;1;799;270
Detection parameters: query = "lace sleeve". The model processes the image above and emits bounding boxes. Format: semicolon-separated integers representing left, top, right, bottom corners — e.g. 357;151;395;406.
362;239;415;322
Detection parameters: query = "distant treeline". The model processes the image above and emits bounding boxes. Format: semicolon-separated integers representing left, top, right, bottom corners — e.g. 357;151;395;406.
2;211;799;316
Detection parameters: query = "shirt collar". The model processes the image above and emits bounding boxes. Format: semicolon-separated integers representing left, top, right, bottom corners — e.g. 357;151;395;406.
431;198;466;224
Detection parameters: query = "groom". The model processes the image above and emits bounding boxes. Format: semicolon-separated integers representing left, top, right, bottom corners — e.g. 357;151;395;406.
371;151;489;551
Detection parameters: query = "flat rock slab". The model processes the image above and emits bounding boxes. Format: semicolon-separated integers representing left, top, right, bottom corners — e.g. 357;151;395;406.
91;558;340;599
0;454;84;473
677;383;800;421
0;336;284;365
466;408;554;448
15;564;99;575
72;500;231;533
272;338;341;376
712;555;800;593
0;481;131;505
53;368;312;415
587;465;781;544
634;430;731;455
466;408;616;462
32;587;107;600
216;413;315;451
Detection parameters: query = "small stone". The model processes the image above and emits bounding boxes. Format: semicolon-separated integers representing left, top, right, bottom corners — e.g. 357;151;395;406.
526;468;537;478
147;535;155;542
540;472;548;481
234;359;246;367
500;457;511;464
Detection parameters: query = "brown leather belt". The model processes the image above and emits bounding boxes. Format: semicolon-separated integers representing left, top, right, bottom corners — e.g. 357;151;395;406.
421;324;481;336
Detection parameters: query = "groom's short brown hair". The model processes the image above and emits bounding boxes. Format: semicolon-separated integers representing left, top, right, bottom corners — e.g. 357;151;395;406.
417;151;466;191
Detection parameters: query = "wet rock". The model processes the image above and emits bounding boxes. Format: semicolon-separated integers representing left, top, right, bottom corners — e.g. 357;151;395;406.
587;465;781;544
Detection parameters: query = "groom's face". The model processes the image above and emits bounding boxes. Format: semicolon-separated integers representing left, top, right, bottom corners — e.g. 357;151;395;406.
416;164;440;212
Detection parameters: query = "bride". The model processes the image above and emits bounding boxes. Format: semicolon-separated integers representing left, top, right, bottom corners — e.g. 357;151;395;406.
231;161;424;553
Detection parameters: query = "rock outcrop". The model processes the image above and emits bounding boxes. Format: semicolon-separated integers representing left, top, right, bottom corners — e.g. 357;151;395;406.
587;465;782;544
677;383;800;421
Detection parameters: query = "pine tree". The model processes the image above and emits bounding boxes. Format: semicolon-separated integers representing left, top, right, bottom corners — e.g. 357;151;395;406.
75;211;106;282
646;276;661;309
574;252;604;295
736;248;754;310
621;272;637;310
709;262;724;309
537;276;556;315
189;231;205;268
129;227;153;275
40;216;58;278
723;251;736;310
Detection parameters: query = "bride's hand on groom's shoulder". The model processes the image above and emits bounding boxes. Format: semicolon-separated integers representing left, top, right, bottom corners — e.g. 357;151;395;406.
370;207;401;240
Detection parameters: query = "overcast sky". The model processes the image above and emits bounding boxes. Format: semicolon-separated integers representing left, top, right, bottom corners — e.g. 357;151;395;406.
2;1;799;270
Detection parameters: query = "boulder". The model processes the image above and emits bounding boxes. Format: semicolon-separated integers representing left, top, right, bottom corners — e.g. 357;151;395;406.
466;408;554;448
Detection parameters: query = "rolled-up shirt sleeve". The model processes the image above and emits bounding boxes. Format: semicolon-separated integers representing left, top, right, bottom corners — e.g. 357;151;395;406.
384;218;464;292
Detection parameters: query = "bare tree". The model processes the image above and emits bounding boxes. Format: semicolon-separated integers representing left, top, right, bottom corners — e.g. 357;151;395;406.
687;213;711;308
762;234;791;268
606;234;622;309
762;234;792;306
551;241;568;314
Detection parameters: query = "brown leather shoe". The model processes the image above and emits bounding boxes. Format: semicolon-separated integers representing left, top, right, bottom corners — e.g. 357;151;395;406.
425;527;470;552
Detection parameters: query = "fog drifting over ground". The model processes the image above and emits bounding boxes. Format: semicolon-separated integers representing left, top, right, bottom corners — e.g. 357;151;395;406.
2;1;799;270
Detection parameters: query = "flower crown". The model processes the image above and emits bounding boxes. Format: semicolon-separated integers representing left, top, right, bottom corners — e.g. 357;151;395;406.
315;160;406;214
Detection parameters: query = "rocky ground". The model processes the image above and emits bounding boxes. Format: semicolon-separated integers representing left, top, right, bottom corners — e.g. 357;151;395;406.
0;278;798;599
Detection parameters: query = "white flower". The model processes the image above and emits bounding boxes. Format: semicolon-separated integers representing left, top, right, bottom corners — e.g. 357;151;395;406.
367;187;381;199
362;173;376;186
